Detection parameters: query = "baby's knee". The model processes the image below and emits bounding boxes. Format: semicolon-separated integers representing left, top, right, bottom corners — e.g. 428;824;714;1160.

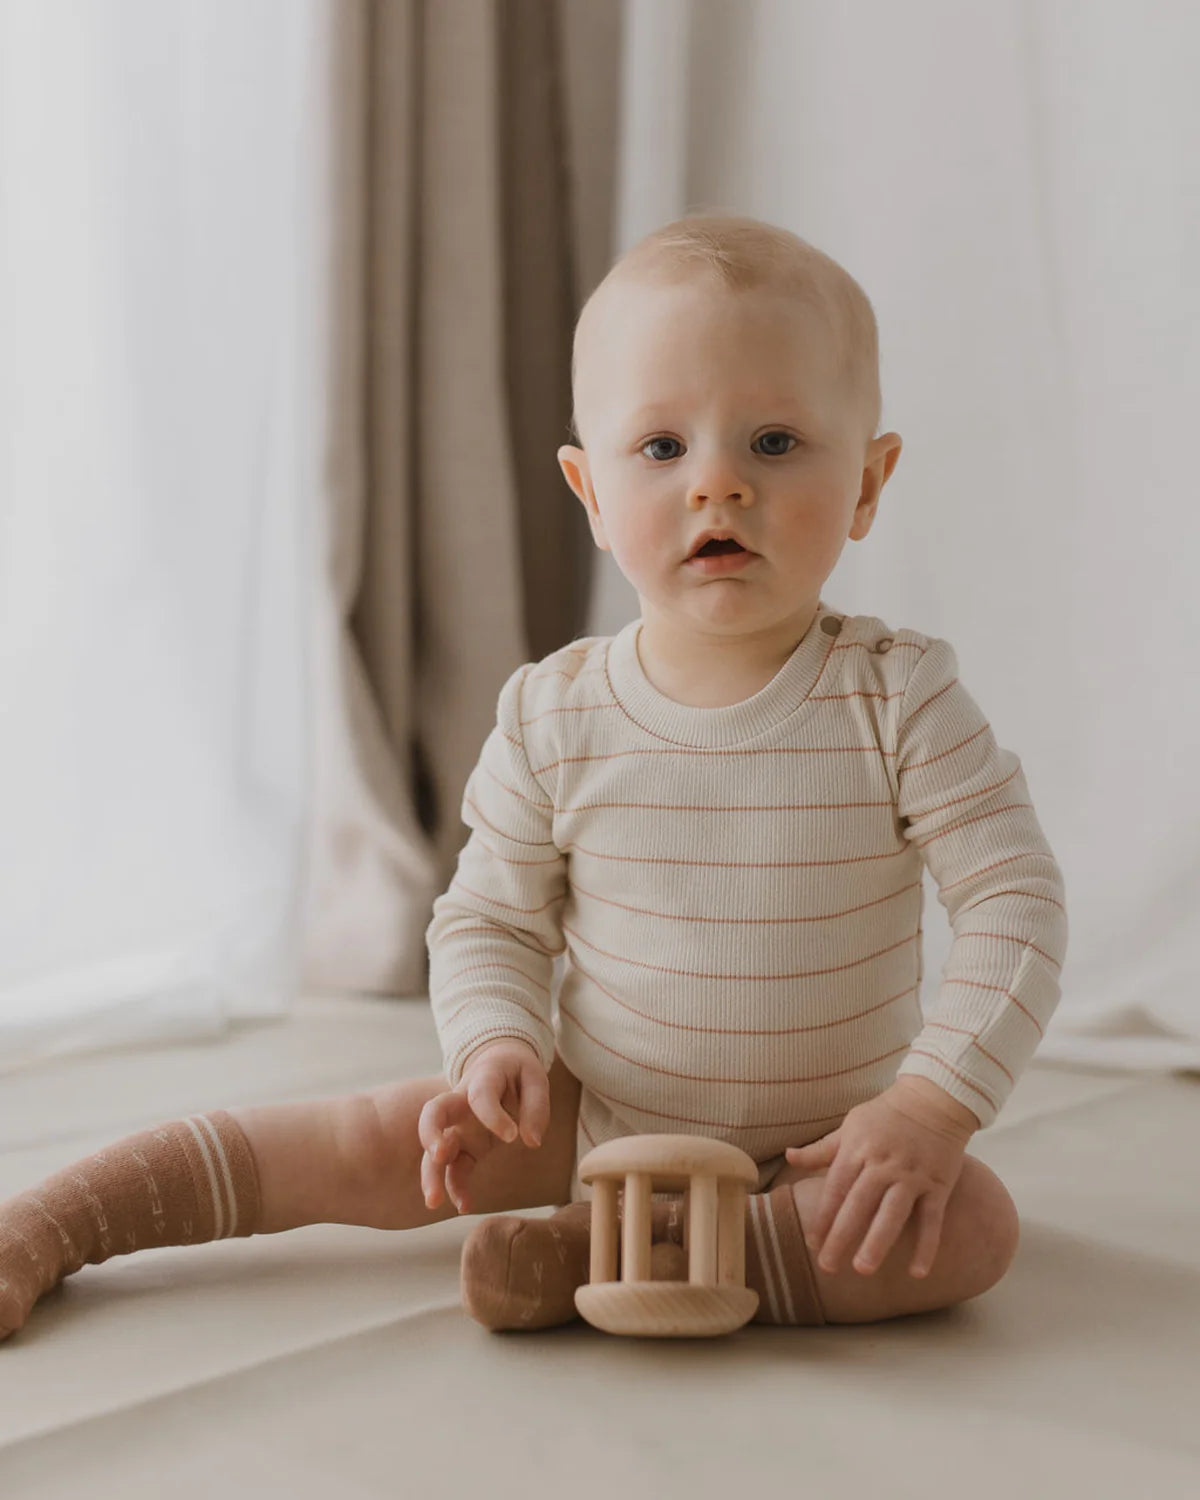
954;1155;1020;1286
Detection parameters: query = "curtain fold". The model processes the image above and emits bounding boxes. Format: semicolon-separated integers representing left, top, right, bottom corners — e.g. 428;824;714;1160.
300;0;618;996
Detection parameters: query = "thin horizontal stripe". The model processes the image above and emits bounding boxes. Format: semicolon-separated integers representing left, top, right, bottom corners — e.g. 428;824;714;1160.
559;1001;912;1085
562;919;916;982
567;952;919;1036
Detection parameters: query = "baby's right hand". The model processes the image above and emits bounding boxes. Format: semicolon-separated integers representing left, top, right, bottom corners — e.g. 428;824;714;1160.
417;1039;550;1215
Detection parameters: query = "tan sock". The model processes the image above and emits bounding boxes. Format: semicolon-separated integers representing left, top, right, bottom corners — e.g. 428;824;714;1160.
461;1185;827;1331
460;1198;687;1331
0;1109;262;1340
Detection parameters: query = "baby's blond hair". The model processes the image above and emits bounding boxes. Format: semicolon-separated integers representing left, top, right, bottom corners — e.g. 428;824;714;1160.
569;209;882;447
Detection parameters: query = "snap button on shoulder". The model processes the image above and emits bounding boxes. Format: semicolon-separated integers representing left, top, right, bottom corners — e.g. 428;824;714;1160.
820;615;843;637
874;636;894;654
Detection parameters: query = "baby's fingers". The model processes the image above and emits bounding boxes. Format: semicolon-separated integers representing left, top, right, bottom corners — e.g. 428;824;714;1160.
417;1092;461;1157
908;1193;946;1278
850;1182;915;1275
785;1127;840;1175
514;1060;550;1148
421;1144;475;1214
443;1151;480;1216
420;1144;448;1211
463;1068;519;1143
465;1057;550;1147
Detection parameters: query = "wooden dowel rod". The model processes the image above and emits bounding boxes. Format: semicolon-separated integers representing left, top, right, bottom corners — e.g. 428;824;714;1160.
688;1174;718;1286
622;1172;652;1282
590;1178;619;1283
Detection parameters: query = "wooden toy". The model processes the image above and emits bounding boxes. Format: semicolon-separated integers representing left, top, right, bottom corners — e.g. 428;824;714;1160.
574;1134;760;1338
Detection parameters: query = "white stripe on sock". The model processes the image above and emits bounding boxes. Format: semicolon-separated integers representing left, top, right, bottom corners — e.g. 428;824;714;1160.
183;1117;226;1239
762;1191;797;1325
747;1194;782;1324
194;1115;240;1238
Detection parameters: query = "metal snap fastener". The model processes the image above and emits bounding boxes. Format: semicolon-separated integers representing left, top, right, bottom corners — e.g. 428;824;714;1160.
874;636;894;654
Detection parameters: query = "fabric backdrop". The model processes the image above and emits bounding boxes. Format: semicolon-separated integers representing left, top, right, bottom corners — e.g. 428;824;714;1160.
0;0;322;1073
299;0;616;999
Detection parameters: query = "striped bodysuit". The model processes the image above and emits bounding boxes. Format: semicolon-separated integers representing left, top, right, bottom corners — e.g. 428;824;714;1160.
426;601;1068;1196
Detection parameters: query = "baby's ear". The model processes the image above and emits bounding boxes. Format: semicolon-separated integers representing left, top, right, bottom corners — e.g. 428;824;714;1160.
556;444;587;496
867;430;903;490
557;444;592;508
557;447;609;551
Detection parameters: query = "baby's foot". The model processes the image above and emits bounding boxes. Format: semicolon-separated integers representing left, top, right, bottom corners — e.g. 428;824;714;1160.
459;1199;685;1331
460;1202;593;1330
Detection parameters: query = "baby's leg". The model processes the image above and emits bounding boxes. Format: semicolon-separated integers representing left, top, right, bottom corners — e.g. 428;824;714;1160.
749;1154;1020;1325
0;1055;581;1340
463;1150;1019;1333
236;1052;582;1234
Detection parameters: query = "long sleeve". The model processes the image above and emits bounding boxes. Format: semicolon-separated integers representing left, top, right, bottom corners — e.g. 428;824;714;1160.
424;662;568;1087
891;637;1068;1128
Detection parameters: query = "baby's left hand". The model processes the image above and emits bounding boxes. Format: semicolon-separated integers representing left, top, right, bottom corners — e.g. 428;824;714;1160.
784;1078;978;1279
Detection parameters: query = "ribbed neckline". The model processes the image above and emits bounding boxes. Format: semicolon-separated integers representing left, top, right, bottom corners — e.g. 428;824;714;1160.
603;601;843;748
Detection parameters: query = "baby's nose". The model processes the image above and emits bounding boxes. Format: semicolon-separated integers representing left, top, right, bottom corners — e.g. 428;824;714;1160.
690;488;748;504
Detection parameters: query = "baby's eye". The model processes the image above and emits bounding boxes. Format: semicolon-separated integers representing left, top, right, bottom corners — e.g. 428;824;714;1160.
754;430;797;457
639;431;798;462
642;436;683;462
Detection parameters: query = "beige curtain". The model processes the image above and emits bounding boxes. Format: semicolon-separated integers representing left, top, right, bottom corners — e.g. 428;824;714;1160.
301;0;621;998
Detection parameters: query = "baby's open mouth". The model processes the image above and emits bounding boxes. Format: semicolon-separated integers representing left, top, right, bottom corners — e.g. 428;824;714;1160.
693;538;746;557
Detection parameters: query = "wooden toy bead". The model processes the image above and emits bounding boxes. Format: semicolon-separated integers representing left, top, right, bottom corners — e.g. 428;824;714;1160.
574;1134;760;1338
650;1241;687;1281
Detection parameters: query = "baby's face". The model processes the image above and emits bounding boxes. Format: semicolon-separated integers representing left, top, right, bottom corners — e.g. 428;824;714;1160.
558;278;898;645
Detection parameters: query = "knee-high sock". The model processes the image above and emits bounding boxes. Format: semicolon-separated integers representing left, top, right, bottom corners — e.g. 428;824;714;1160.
0;1109;262;1340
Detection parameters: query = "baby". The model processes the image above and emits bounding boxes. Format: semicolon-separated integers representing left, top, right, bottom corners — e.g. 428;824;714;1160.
0;214;1067;1340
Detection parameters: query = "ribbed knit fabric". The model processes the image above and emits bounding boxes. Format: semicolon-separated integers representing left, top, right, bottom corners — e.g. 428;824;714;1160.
427;601;1068;1189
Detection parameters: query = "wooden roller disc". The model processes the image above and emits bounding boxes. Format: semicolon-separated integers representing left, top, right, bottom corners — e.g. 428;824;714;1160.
577;1134;760;1193
575;1282;759;1339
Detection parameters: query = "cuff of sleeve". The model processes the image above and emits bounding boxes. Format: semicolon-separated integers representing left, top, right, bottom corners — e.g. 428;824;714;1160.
896;1048;1003;1131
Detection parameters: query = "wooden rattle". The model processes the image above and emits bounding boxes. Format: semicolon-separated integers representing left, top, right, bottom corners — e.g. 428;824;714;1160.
574;1134;760;1338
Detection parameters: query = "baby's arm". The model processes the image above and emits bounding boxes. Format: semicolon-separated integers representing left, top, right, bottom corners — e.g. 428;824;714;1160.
889;635;1068;1127
425;662;564;1094
421;661;568;1208
784;632;1068;1280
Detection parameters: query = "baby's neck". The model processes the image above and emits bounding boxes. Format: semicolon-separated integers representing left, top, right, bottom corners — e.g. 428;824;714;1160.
635;608;819;708
639;662;775;709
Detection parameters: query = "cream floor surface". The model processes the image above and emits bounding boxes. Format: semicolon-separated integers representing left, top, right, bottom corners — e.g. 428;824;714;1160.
1;994;1197;1498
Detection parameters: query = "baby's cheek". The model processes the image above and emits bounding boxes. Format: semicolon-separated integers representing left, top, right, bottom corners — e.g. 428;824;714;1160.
608;509;664;578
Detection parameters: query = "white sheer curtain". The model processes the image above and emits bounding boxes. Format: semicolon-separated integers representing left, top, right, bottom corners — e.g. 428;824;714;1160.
601;0;1200;1071
0;0;330;1072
